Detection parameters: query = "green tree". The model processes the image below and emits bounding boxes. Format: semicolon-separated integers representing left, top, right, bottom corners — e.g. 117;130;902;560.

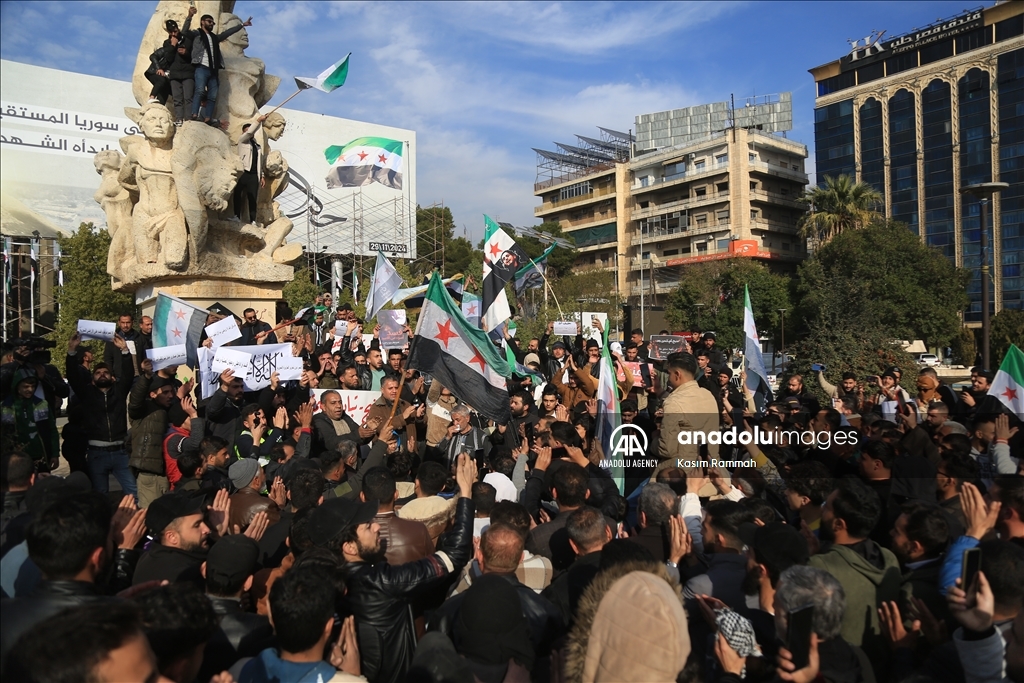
799;174;882;246
665;259;792;352
282;266;320;314
990;308;1024;367
52;223;134;373
795;219;969;349
516;221;578;279
508;269;619;344
949;325;976;367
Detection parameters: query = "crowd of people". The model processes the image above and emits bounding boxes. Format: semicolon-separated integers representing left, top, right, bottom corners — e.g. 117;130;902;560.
0;296;1022;683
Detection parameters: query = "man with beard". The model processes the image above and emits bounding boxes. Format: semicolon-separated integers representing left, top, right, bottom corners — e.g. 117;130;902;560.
781;374;822;417
935;451;979;530
816;369;863;412
103;313;142;376
809;478;901;674
240;308;276;345
132;491;212;587
66;332;137;498
957;368;992;424
888;501;951;625
309;453;477;683
683;500;756;609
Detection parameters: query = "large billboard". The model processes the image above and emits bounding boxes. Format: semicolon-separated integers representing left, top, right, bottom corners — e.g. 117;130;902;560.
0;59;416;258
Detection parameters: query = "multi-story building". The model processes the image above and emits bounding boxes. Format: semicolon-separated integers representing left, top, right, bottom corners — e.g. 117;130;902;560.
532;98;809;310
532;129;633;298
809;2;1024;321
628;122;808;300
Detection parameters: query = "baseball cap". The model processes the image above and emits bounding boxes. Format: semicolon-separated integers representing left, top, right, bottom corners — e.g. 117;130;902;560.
739;522;809;574
206;535;260;585
782;397;802;410
524;353;540;366
147;491;205;534
552;341;566;350
307;497;379;546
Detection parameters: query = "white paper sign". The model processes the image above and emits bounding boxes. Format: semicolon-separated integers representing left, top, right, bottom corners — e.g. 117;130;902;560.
431;403;452;422
146;344;187;371
197;347;218;400
553;321;577;336
227;343;292;391
310;389;381;424
277;355;304;381
334;320;348;337
362;334;374;349
77;320;115;341
205;316;242;349
582;312;608;342
211;347;252;381
125;340;137;356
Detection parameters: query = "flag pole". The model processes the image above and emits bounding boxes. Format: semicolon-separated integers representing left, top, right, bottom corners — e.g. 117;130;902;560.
385;335;420;427
264;89;305;118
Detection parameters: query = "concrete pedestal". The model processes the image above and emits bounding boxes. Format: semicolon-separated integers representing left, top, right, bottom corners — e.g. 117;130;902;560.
135;278;286;324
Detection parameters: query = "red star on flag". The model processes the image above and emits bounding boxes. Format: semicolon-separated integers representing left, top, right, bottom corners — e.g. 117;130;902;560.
468;349;487;373
378;153;387;163
488;242;501;259
358;151;368;161
172;328;182;338
174;308;186;320
433;320;457;349
1002;386;1019;402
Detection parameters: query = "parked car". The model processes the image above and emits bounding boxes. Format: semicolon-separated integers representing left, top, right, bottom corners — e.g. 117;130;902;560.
916;353;940;367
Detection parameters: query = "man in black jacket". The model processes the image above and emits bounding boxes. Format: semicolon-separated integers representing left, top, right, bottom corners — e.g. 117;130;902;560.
428;522;564;662
165;7;197;123
67;332;137;498
310;453;477;683
0;490;143;668
132;491;210;587
206;369;245;450
310;389;370;458
103;313;142;376
187;12;250;125
197;534;274;683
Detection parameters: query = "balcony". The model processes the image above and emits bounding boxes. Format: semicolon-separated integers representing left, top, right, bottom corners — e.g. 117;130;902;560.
534;186;616;215
748;159;808;183
749;189;806;209
631;191;729;221
631;161;731;195
749;218;801;235
630;221;731;246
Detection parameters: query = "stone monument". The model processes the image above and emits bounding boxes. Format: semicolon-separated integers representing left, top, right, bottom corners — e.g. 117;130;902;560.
99;0;301;320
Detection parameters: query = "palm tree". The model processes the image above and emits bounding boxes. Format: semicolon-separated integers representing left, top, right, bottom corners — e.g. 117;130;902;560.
799;174;883;246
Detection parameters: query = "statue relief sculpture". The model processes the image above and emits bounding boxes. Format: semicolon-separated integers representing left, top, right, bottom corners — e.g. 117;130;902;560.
101;0;300;292
93;150;134;283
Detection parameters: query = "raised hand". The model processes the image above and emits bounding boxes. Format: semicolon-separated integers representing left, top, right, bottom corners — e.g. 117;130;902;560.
273;406;288;430
534;445;552;473
294;401;314;429
329;615;361;675
777;634;820;683
878;601;918;651
948;572;995;633
242;511;270;541
455;452;479;498
960;482;1000;540
668;514;691;564
208;488;231;537
219;368;235;387
268;477;287;507
714;632;745;676
995;413;1018;442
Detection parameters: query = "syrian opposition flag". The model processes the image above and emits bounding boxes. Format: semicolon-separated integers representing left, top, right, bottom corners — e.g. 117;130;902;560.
154;293;207;368
482;215;528;333
594;318;623;493
325;137;403;190
408;272;513;424
989;344;1024;416
743;285;773;411
365;251;404;320
295;54;350;92
462;292;481;327
291;306;320;327
514;243;555;295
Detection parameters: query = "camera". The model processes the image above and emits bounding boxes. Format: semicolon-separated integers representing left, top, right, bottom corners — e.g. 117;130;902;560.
5;336;57;365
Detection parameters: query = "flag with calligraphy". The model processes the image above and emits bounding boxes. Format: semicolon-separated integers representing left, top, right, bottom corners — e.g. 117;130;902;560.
154;293;207;368
408;272;513;424
481;215;528;333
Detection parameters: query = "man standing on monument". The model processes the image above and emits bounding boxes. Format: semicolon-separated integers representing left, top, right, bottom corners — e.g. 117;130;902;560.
188;13;251;126
234;116;266;224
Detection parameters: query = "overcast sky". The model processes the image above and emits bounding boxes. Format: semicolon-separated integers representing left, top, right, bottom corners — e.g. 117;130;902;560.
1;0;973;241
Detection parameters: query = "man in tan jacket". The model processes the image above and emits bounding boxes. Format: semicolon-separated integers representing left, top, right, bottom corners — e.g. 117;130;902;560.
657;353;720;471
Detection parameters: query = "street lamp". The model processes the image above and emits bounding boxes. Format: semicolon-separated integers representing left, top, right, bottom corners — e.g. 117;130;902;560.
959;182;1008;371
694;303;704;330
778;308;787;372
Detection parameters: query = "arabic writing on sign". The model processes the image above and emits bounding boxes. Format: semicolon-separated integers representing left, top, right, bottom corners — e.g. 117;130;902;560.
0;132;115;156
1;101;139;136
249;352;279;387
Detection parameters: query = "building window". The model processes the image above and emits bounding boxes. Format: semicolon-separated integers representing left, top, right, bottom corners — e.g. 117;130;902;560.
792;164;800;171
750;181;758;190
749;153;756;162
559;180;591;201
696;242;708;252
751;209;759;219
920;39;954;66
717;182;728;194
694;159;706;171
696;214;708;227
886;51;918;76
817;71;856;96
695;187;707;198
780;187;788;196
715;154;728;165
782;242;791;251
717;239;730;250
995;15;1023;42
717;210;730;222
857;61;885;85
956;27;991;54
662;249;679;257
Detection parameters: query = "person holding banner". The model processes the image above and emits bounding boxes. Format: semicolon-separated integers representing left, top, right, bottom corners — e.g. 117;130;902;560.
207;369;246;450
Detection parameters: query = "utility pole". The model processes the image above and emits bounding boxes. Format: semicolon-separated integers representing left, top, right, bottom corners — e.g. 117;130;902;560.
778;308;787;372
960;182;1008;371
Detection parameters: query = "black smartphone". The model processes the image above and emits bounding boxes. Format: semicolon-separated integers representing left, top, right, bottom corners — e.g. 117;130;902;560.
787;604;815;671
962;547;981;593
864;375;879;383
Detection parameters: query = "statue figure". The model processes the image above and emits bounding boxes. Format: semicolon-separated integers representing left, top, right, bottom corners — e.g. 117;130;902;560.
217;12;279;144
93;150;134;281
119;103;188;270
